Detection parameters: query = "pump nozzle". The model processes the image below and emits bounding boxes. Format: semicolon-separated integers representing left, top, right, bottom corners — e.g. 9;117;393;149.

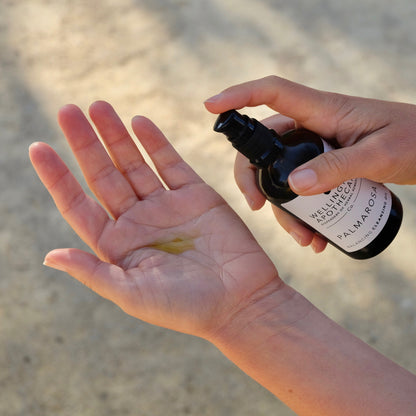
213;109;282;167
214;110;253;137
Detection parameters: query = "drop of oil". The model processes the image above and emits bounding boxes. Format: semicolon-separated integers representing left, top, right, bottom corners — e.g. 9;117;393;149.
147;237;195;254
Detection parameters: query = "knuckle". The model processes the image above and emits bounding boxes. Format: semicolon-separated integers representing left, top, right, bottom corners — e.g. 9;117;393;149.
319;150;350;179
327;92;353;120
324;93;355;135
370;140;402;181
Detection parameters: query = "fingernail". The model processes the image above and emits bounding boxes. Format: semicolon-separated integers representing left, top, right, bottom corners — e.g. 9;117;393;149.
204;93;223;104
43;256;63;271
43;258;55;268
289;169;318;193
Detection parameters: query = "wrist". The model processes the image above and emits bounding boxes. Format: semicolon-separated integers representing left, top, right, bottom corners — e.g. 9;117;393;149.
207;279;313;352
207;279;416;416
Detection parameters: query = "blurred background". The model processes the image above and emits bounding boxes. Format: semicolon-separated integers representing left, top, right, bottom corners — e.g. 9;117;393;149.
1;0;416;415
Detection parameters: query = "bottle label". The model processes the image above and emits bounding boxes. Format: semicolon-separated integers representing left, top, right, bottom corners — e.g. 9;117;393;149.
281;140;392;252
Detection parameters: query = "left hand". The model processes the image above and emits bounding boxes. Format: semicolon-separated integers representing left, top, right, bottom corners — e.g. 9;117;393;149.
29;101;281;339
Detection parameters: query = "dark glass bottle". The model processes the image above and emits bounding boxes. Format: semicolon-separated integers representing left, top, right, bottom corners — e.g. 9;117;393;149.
214;109;402;259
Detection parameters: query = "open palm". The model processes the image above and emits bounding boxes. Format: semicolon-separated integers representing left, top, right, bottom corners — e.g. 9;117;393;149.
29;102;279;338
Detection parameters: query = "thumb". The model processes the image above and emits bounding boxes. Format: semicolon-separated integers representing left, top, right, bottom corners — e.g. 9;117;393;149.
44;248;125;303
288;144;378;195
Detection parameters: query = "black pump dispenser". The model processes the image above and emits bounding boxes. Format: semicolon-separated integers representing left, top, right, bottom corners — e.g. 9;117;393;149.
214;109;402;259
214;110;283;167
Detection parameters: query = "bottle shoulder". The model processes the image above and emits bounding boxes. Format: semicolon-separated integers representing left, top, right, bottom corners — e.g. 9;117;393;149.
256;129;324;204
279;128;324;153
256;167;296;204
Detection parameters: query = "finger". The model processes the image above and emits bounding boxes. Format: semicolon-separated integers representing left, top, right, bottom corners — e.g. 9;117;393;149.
270;205;328;252
271;205;317;247
29;142;109;253
44;248;127;306
234;152;266;210
205;75;344;138
58;104;138;218
261;114;296;132
88;101;165;198
310;234;328;254
131;116;203;190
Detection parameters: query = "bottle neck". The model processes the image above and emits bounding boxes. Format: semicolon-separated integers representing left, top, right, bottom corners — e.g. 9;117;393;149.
214;110;283;168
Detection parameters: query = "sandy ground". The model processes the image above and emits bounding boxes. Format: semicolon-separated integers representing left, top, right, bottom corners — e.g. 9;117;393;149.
1;0;416;415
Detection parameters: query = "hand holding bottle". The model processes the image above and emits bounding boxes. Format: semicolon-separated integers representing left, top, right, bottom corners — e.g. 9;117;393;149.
205;75;416;251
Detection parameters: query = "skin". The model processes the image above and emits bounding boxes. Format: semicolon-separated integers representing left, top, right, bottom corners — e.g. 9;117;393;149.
205;75;416;253
30;97;416;415
29;101;280;337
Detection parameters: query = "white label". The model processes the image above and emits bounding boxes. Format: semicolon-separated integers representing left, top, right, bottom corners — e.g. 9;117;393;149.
281;179;391;252
280;139;391;252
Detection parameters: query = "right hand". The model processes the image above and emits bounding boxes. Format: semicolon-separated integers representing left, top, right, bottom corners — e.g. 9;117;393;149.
205;76;416;251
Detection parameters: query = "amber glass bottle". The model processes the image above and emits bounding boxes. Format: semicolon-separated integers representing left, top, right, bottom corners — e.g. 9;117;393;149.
214;110;402;259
